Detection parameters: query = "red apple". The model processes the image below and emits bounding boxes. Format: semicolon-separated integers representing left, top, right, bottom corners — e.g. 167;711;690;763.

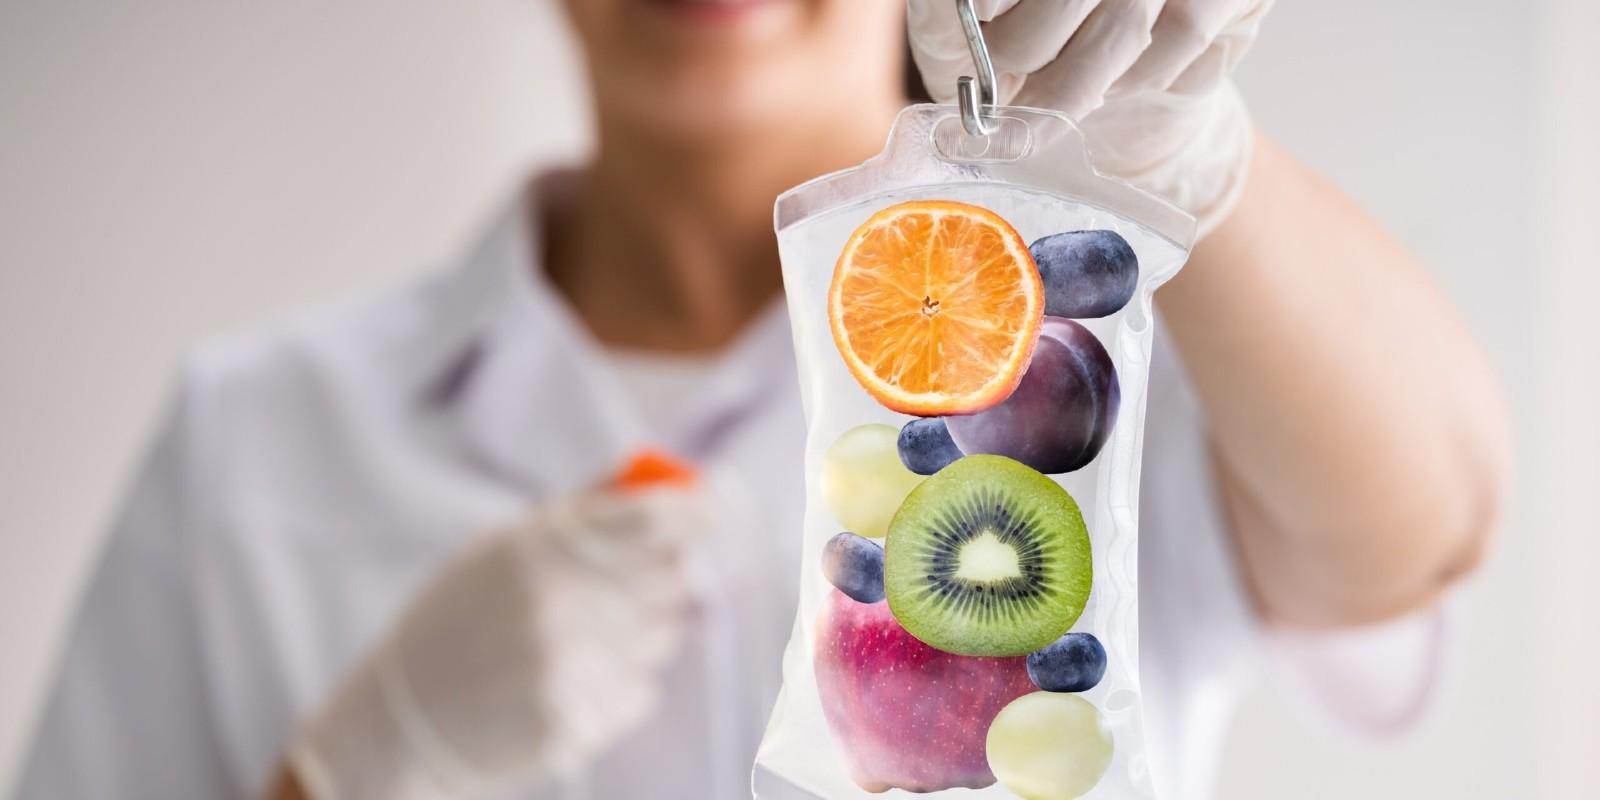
814;589;1037;793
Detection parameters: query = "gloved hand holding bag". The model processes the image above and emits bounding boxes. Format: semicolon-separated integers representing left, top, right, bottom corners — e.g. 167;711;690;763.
909;0;1274;234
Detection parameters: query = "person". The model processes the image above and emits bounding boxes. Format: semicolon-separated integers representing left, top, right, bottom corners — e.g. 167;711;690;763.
13;1;1509;799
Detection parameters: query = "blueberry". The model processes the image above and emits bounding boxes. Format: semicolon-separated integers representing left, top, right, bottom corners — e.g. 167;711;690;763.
1026;632;1107;693
1031;230;1138;319
897;418;964;476
822;532;886;603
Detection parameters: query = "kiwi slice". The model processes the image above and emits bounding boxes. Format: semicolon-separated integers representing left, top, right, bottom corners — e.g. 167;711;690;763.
884;455;1091;657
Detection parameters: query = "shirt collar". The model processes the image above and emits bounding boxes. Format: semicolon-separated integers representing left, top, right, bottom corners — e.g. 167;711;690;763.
419;180;798;498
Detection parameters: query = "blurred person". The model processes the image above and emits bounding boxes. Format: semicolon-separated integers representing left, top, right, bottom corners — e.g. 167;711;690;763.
13;1;1508;799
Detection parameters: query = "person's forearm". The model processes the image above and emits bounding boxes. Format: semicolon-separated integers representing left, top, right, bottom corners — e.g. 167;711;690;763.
1157;132;1510;627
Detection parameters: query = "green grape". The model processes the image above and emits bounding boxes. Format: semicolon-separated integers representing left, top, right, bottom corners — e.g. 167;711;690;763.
821;424;925;538
986;692;1113;800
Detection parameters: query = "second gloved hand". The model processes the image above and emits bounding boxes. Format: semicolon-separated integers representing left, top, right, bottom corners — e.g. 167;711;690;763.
908;0;1276;234
288;486;709;800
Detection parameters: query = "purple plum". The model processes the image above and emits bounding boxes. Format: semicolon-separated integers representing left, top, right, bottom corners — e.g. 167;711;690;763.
946;318;1119;474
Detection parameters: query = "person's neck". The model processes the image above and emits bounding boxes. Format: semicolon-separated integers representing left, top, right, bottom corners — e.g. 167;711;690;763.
546;103;901;353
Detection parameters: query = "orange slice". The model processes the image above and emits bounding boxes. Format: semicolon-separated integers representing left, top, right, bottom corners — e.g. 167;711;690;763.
828;200;1043;415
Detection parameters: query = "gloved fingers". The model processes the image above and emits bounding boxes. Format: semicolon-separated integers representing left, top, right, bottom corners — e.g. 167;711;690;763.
1111;0;1218;95
1114;0;1271;95
547;527;681;576
545;672;659;759
613;616;686;668
573;486;712;547
615;487;713;543
908;0;1039;104
976;0;1027;16
1012;0;1164;119
907;0;978;104
553;607;684;675
540;565;691;637
984;0;1102;78
1164;37;1235;96
537;556;693;635
540;652;658;769
543;621;682;682
543;525;704;603
522;488;709;573
1165;2;1270;95
594;563;693;627
910;0;1026;24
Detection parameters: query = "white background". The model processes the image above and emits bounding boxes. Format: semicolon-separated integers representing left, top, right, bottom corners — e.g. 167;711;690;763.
2;2;1596;797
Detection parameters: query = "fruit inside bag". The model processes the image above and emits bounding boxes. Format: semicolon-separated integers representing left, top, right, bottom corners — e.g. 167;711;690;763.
753;104;1197;799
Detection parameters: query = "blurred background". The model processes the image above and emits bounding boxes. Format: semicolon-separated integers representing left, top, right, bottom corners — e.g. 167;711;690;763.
1;2;1595;797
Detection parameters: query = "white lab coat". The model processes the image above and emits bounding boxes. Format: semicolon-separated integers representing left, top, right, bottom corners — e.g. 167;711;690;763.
13;184;1445;800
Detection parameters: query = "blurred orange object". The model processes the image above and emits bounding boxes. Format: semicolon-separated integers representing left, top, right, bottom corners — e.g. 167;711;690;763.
610;449;698;491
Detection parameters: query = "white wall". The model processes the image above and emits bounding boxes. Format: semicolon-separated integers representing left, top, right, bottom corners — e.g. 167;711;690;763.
1;1;1595;796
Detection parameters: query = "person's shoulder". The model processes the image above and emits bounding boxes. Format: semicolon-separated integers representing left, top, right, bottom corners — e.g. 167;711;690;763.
181;269;457;415
187;189;530;412
164;190;536;482
145;262;488;532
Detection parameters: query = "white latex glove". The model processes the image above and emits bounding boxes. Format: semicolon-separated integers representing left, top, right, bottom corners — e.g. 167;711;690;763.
909;0;1276;234
288;486;709;799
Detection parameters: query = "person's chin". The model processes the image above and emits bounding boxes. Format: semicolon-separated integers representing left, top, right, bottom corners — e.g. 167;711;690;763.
611;80;802;143
635;0;801;45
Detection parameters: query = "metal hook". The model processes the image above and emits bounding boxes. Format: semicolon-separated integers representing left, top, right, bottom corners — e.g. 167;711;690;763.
955;0;998;137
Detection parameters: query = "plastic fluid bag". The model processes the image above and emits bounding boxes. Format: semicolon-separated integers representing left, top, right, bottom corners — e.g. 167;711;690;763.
753;104;1197;800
